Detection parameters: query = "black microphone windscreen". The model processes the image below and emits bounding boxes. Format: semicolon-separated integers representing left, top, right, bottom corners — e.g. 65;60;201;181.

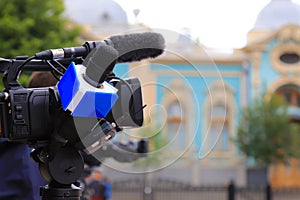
85;45;118;85
109;32;165;63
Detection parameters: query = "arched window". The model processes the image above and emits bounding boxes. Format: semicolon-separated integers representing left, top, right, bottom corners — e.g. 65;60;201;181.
160;79;194;155
210;104;229;151
167;101;185;151
275;84;300;123
276;85;300;107
201;80;236;157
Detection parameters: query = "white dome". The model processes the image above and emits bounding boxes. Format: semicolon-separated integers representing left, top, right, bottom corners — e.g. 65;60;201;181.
64;0;128;25
254;0;300;30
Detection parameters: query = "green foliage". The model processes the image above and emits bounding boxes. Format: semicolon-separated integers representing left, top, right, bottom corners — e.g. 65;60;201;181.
0;0;81;58
0;0;81;88
236;92;300;167
133;124;168;169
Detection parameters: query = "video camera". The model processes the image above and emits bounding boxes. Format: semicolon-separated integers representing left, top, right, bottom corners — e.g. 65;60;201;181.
0;32;165;199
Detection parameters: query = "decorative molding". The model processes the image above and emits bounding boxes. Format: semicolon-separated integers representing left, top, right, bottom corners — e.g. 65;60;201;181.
162;79;192;95
251;51;262;96
271;42;300;74
278;28;293;42
151;70;244;77
206;80;235;95
153;51;245;65
160;79;196;157
244;24;300;51
200;80;238;161
278;25;300;42
268;77;300;93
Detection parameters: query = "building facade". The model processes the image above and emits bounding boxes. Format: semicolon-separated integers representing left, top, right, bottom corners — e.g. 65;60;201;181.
65;0;300;187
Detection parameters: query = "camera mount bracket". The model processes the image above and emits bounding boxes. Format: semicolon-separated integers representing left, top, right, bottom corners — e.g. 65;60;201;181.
32;145;84;200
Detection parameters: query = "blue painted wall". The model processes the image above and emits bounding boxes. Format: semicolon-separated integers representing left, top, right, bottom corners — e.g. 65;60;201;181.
260;39;280;91
113;63;129;78
152;63;243;155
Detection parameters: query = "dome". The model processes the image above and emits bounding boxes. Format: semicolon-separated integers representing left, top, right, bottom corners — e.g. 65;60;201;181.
254;0;300;30
64;0;128;25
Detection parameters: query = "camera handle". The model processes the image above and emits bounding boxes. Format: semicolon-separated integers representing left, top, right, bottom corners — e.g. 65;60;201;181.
31;146;84;199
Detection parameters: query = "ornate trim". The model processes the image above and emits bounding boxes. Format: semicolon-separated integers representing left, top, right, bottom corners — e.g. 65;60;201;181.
268;77;300;93
200;80;238;160
278;25;300;42
160;79;196;156
271;42;300;74
251;51;262;96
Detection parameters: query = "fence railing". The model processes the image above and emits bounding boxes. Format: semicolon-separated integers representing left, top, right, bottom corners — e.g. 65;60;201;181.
111;179;300;200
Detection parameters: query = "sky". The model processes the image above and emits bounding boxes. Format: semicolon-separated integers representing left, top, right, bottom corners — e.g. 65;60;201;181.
114;0;300;50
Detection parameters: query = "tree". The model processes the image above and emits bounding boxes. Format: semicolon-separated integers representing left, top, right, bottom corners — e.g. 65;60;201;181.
235;93;300;167
0;0;81;58
132;121;168;169
0;0;81;88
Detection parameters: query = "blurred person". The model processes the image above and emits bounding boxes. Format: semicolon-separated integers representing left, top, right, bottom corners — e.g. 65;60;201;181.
88;168;107;200
103;176;112;200
28;71;58;88
0;72;57;199
0;140;45;199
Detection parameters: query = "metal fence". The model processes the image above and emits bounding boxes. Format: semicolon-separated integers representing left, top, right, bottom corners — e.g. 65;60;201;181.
273;188;300;200
110;179;300;200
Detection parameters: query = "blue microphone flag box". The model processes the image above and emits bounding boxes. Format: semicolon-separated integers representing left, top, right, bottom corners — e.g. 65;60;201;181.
57;62;118;118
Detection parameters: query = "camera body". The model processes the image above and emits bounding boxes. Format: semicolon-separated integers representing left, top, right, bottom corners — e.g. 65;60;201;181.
0;87;53;142
0;57;144;148
0;32;165;196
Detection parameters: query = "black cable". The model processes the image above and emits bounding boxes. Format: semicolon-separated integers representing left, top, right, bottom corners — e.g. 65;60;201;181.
16;56;36;77
49;60;66;81
106;76;135;98
50;70;61;81
46;60;64;76
52;59;67;72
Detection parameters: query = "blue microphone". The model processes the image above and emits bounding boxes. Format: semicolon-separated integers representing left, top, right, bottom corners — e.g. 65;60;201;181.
57;45;119;118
